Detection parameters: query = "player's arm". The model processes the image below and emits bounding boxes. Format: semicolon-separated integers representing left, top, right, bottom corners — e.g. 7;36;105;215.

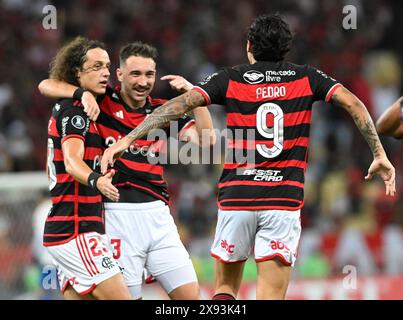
330;86;396;196
38;79;100;121
376;97;403;139
62;137;119;202
161;75;216;146
181;107;216;147
101;90;206;173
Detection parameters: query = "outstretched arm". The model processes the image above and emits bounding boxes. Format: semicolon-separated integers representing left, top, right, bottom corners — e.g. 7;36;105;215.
38;79;100;121
330;86;396;196
101;89;206;173
376;97;403;139
161;75;216;146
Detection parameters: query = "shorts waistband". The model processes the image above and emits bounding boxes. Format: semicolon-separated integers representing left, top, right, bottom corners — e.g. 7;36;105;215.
104;200;167;211
218;208;301;214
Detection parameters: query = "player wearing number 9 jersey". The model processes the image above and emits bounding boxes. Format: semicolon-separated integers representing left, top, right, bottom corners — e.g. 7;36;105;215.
44;37;131;300
101;14;396;300
197;55;340;211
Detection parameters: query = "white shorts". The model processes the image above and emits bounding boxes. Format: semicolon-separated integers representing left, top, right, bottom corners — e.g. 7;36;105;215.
211;209;301;266
46;232;121;295
104;201;197;295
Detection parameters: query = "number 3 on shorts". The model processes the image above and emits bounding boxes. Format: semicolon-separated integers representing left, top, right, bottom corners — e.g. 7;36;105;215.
110;239;122;259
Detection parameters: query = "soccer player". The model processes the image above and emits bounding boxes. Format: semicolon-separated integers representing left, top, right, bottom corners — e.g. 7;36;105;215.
101;14;396;300
44;37;131;300
39;42;215;299
376;97;403;139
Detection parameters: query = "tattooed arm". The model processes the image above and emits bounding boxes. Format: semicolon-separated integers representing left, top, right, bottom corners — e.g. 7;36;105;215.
330;86;396;196
100;90;206;173
126;90;206;141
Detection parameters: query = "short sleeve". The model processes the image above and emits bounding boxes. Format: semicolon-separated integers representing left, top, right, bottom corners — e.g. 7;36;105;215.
307;66;342;102
193;69;230;105
57;106;90;144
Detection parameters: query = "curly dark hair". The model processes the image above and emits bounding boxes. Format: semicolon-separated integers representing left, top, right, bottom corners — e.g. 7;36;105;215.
247;14;293;62
49;36;106;86
119;41;158;66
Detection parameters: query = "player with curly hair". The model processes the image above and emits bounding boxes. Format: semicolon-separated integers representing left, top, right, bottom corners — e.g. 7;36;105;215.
44;37;131;300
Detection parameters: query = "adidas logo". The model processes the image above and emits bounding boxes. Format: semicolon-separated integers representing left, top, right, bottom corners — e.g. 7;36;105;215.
115;110;124;119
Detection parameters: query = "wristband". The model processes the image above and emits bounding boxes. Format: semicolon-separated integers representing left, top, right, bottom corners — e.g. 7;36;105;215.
88;172;102;190
73;87;86;101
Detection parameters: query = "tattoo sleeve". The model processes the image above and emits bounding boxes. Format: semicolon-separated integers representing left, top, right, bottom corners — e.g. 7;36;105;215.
127;90;206;142
331;87;384;157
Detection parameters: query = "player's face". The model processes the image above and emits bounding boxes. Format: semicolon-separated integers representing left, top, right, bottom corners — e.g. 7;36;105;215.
117;56;156;104
77;48;110;96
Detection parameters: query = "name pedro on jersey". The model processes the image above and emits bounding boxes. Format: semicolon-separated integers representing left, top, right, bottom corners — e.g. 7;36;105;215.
256;85;286;99
155;304;189;317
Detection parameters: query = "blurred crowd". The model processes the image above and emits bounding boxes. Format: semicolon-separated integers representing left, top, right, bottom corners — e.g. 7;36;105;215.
0;0;402;292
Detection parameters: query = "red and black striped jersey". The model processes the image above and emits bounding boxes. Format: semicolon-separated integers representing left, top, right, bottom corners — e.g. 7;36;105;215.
96;86;195;204
44;99;104;246
194;61;341;211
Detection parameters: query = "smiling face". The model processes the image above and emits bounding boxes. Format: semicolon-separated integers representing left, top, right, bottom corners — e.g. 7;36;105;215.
117;55;156;108
77;48;111;96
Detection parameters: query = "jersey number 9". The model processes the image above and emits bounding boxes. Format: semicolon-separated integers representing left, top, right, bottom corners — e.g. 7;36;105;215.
256;103;284;158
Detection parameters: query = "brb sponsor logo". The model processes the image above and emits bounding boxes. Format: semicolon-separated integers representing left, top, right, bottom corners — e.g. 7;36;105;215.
221;240;235;254
243;70;265;84
242;169;283;182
